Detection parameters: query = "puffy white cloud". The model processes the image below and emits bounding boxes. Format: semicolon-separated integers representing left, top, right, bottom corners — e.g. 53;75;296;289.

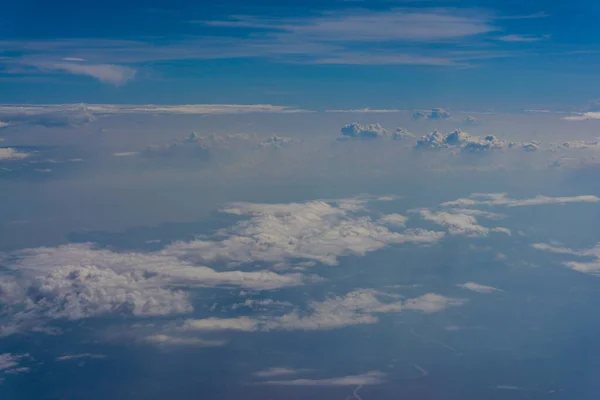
378;213;408;227
339;123;389;139
165;199;444;266
260;371;386;386
0;242;305;335
418;209;508;237
413;108;451;120
180;289;465;333
143;334;226;347
456;282;502;293
415;129;505;152
0;148;29;160
442;193;600;208
0;121;9;128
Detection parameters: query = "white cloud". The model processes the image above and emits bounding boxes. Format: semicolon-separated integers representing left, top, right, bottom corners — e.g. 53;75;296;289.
563;112;600;121
415;129;506;152
378;213;408;227
144;132;257;158
254;367;306;378
112;152;139;157
143;334;226;347
413;108;451;120
259;370;386;386
0;121;9;128
0;148;29;160
0;353;30;376
532;242;600;275
457;282;502;293
419;209;509;237
165;199;444;267
339;123;389;139
180;289;465;333
33;62;136;86
442;193;600;208
56;354;106;361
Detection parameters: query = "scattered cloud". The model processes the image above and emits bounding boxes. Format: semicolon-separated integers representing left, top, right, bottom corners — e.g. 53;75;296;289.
180;289;465;333
442;193;600;208
168;199;444;267
418;209;507;237
0;353;30;377
143;132;255;159
415;129;505;152
0;148;29;160
143;334;226;347
254;367;307;378
457;282;502;293
462;116;481;125
112;152;139;157
56;354;106;361
32;62;136;86
532;242;600;275
259;370;386;386
378;213;408;227
413;108;451;120
495;34;550;42
339;123;389;140
325;108;405;113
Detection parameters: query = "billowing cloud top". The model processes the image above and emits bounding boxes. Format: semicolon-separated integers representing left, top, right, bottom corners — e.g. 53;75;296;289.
413;108;451;120
415;129;535;153
339;122;389;139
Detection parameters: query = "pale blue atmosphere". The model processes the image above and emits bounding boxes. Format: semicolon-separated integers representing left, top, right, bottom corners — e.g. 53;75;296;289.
3;1;600;399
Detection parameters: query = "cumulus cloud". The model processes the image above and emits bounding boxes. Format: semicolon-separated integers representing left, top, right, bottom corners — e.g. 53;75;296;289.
166;199;444;267
442;193;600;208
0;242;305;335
339;123;389;139
532;242;600;275
378;213;408;227
0;148;29;160
180;289;465;333
260;371;386;386
456;282;502;293
413;108;451;120
415;129;505;152
0;104;95;128
418;209;509;237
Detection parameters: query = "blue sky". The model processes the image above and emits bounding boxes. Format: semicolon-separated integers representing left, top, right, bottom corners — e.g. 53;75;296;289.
2;0;600;110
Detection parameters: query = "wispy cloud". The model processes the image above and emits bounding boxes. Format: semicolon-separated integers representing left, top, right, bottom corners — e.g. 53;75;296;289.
259;371;386;386
495;34;550;43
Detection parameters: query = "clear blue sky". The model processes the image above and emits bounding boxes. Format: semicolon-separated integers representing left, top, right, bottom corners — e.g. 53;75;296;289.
2;0;600;111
